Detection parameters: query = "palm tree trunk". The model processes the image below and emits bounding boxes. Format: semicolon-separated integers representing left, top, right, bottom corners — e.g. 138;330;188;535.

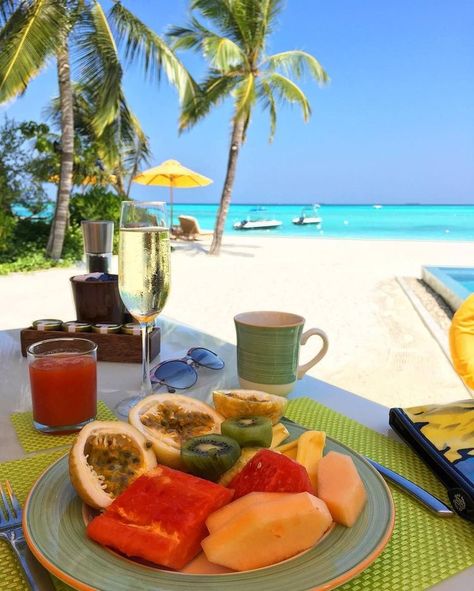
46;41;74;260
209;115;246;255
114;168;126;196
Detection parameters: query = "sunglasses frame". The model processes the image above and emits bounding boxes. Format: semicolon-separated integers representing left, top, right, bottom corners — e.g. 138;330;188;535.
150;347;225;392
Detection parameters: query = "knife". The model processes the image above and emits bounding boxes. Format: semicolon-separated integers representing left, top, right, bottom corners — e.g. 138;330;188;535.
366;458;454;517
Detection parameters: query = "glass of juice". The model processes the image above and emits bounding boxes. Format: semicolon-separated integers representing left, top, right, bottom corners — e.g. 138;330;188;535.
27;338;97;433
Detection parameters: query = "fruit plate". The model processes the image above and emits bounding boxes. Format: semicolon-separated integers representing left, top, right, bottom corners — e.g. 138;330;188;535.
23;420;395;591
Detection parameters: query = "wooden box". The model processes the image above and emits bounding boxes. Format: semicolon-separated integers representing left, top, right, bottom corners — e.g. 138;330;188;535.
20;327;161;363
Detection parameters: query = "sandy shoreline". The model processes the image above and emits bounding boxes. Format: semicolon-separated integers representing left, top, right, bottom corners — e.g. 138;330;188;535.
1;235;473;408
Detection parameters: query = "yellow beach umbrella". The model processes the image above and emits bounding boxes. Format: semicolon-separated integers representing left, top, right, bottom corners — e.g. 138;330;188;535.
132;159;213;227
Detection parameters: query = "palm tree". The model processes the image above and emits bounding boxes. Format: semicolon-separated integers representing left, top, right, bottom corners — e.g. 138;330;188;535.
170;0;328;255
46;82;152;196
0;1;196;259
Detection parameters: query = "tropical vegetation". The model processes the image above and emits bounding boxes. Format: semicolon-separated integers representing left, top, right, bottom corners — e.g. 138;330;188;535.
170;0;328;254
0;116;123;275
0;0;196;259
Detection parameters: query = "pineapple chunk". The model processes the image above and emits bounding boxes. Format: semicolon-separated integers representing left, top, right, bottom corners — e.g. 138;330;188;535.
274;439;298;460
218;448;260;486
296;431;326;492
270;423;290;448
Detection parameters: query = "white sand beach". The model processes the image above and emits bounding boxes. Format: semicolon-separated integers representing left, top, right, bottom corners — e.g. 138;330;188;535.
1;236;473;408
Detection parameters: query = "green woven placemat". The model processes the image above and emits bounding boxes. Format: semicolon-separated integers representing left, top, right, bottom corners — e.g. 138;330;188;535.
10;401;117;453
1;398;472;591
0;450;73;591
285;397;474;591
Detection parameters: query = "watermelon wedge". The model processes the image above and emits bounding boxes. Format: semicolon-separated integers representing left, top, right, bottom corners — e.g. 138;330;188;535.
227;449;314;499
87;465;233;570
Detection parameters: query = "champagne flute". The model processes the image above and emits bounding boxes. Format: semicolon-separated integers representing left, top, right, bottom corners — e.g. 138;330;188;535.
116;201;170;418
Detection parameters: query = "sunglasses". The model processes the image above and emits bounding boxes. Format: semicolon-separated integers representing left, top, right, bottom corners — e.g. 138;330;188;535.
150;347;225;392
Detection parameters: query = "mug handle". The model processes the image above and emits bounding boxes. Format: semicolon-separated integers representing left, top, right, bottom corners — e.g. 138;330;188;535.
297;328;329;379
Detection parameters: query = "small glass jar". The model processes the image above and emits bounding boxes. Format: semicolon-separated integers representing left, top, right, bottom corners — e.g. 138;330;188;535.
91;323;122;334
62;321;92;333
121;323;141;336
32;319;63;331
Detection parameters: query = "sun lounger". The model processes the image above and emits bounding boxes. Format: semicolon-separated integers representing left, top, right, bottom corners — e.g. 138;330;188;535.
177;216;213;241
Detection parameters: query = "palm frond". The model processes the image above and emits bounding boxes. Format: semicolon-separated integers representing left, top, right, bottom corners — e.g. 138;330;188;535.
0;0;69;103
75;1;122;136
0;0;15;27
180;70;240;131
109;1;199;107
264;50;329;84
168;23;204;52
170;18;246;73
259;79;277;142
234;72;256;122
257;0;283;39
264;72;311;121
190;0;248;47
203;34;246;71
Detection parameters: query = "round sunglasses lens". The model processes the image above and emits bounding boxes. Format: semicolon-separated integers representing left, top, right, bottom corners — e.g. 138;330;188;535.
152;361;197;389
189;348;225;370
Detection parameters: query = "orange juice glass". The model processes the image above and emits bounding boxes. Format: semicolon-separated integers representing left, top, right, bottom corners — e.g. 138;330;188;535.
27;338;97;433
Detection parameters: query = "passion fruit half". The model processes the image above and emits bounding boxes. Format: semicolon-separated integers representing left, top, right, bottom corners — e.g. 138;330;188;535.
128;393;224;469
69;420;157;510
213;389;288;425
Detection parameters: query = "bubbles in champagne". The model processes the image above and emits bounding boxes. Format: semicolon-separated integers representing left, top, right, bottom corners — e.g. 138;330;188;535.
118;228;170;323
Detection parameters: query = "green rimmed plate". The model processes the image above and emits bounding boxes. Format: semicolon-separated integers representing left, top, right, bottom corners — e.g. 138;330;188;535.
23;420;395;591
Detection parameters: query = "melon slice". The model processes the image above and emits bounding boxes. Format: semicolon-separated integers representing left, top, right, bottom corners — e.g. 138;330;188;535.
317;451;367;527
201;492;333;571
206;491;293;533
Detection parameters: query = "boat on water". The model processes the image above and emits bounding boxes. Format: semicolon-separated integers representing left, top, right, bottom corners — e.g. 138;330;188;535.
233;207;282;230
292;205;322;226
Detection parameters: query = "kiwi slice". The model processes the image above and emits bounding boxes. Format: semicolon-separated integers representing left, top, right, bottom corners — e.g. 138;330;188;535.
221;416;273;448
181;434;241;482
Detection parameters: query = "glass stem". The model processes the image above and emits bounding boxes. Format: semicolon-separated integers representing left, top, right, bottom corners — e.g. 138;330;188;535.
140;322;152;396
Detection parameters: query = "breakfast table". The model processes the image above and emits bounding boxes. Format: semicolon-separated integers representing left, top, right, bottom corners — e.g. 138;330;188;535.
0;317;472;591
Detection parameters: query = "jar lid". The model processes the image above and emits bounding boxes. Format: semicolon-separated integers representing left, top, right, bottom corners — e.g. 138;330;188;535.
121;323;141;336
32;319;63;331
62;321;92;333
92;323;122;334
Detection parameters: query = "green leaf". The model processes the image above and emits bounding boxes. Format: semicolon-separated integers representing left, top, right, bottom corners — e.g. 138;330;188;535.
0;0;15;27
0;0;69;103
264;72;311;121
75;1;122;136
202;35;245;72
264;50;329;84
190;0;248;47
234;73;256;121
259;79;277;142
180;71;239;130
109;1;198;107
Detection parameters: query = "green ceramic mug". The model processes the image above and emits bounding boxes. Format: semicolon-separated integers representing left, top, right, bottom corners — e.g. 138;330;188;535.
234;311;329;396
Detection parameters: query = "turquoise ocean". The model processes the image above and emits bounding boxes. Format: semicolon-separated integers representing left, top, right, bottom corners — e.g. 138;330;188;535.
16;203;474;241
170;204;474;241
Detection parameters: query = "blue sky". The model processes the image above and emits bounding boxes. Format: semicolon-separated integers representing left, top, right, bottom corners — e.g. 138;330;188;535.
2;0;474;205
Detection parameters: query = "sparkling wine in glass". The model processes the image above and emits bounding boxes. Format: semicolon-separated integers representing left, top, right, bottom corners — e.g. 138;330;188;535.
116;201;170;418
